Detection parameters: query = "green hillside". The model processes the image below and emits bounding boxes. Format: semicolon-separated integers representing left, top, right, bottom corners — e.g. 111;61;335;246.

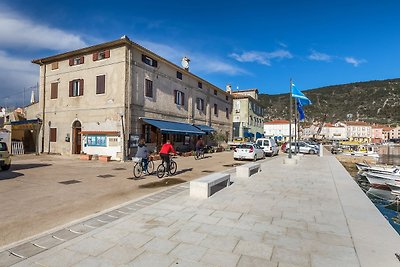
259;78;400;124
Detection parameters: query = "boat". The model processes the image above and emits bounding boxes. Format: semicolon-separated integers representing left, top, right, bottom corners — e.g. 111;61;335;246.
385;182;400;196
365;171;400;189
341;143;380;158
356;162;399;173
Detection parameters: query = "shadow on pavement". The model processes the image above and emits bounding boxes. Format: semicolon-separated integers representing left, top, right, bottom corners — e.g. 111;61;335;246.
0;164;52;180
0;172;24;180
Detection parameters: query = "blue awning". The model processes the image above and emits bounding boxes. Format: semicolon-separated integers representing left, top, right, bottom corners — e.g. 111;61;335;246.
142;118;205;135
8;119;42;125
244;132;254;138
193;124;215;133
256;132;263;139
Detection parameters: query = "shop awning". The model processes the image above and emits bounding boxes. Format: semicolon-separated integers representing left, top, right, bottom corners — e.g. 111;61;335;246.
142;118;205;135
193;124;215;133
244;132;254;138
256;132;263;139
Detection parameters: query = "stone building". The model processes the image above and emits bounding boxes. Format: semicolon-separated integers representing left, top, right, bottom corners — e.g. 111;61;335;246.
30;36;232;160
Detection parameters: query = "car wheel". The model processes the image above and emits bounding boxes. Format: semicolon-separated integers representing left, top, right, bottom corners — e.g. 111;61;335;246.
309;150;315;154
253;155;257;161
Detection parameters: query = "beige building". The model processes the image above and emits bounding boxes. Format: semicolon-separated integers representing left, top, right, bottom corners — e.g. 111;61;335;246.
29;36;232;160
231;88;265;140
345;121;372;143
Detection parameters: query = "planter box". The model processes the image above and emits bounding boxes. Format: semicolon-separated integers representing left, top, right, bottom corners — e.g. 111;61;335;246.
80;154;92;160
99;155;111;162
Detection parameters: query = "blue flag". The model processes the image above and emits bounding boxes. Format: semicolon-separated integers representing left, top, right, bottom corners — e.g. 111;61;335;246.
292;83;312;106
297;100;305;121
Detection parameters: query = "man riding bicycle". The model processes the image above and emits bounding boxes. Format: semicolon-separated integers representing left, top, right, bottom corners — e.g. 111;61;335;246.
159;140;176;175
195;137;205;158
135;139;149;173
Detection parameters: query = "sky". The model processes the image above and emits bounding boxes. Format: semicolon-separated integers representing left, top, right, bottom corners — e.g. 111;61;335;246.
1;0;400;108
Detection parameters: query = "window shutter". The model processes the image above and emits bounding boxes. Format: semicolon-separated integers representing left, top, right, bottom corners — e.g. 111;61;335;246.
142;54;146;62
174;90;177;104
104;50;110;58
50;128;57;142
93;52;98;61
79;79;84;95
153;60;158;68
51;83;58;99
80;56;84;64
69;81;73;97
97;75;105;94
69;59;74;66
182;93;185;106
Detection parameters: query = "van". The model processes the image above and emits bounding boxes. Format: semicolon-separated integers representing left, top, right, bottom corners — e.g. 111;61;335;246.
255;138;279;157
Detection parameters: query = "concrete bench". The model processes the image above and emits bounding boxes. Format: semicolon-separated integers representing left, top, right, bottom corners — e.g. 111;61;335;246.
190;173;231;199
236;163;261;178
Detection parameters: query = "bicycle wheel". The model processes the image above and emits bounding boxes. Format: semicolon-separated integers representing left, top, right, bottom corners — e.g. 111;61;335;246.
147;160;155;174
169;161;177;175
156;164;166;178
194;151;199;160
200;151;205;159
133;162;142;178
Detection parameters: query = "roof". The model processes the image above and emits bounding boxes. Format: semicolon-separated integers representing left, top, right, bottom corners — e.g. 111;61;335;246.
32;36;230;97
345;121;371;126
231;88;259;94
264;120;289;125
80;131;120;135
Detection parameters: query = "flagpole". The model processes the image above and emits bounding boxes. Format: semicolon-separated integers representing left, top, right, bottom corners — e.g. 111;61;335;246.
294;99;297;155
288;78;292;159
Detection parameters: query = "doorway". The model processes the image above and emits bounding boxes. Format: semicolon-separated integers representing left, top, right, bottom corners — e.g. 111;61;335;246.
72;120;81;154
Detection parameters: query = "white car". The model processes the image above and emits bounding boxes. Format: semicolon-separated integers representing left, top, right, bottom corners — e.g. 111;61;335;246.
233;143;265;161
255;138;279;157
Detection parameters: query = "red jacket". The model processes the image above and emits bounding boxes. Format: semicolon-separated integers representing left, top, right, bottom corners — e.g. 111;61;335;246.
159;143;176;155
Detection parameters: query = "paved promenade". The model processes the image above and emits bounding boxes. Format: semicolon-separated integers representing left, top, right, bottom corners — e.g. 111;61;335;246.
1;153;400;266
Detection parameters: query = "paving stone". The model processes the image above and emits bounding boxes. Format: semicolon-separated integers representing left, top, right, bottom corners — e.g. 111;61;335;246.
170;230;207;244
195;223;233;237
92;227;132;243
144;225;179;239
200;249;241;267
119;232;154;248
31;235;64;249
68;223;96;235
34;248;89;267
170;220;202;232
228;228;263;242
127;251;176;266
182;207;215;215
83;218;108;228
190;214;221;225
71;256;115;267
0;250;23;266
66;237;115;257
169;243;207;262
138;207;171;217
311;254;359;267
8;242;46;258
199;235;239;253
170;258;212;267
271;247;310;267
233;240;273;260
52;228;81;241
236;255;278;267
145;216;176;226
94;214;119;223
98;245;145;265
286;228;319;241
271;218;308;231
165;211;196;221
317;232;354;247
142;237;179;254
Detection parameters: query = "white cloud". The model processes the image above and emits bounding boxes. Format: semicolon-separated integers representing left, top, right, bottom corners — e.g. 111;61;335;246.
308;50;332;62
344;57;366;67
0;8;87;51
230;49;293;66
138;39;247;75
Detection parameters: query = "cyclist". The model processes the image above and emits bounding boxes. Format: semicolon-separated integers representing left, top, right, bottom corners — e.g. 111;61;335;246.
135;139;149;174
159;140;176;175
195;137;205;158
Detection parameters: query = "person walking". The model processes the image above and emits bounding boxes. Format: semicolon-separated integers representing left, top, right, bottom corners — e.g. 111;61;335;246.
159;140;176;174
135;139;149;174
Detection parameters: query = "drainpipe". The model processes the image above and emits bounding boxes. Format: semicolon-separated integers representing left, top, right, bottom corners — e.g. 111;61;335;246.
40;61;46;153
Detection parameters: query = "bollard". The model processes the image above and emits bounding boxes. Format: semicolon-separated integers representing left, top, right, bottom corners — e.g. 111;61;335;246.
319;143;323;157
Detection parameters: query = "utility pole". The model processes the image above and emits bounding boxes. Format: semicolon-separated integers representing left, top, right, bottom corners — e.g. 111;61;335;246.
288;79;292;159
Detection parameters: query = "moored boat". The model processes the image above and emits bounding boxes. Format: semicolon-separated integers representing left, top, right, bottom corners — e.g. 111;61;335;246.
365;171;400;189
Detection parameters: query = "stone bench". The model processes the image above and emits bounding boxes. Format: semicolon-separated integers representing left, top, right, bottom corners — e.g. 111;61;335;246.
190;173;230;199
236;163;261;178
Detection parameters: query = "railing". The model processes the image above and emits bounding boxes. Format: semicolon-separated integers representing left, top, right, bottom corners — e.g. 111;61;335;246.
11;141;24;155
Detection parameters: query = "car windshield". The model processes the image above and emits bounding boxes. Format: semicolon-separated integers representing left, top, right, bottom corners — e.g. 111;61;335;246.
238;144;253;149
0;142;7;151
256;140;262;146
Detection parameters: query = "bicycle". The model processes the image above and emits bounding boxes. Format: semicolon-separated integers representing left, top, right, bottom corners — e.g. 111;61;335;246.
194;148;205;160
156;155;177;178
133;157;154;178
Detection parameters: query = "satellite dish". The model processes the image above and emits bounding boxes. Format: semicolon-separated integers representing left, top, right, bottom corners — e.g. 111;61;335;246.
181;56;190;70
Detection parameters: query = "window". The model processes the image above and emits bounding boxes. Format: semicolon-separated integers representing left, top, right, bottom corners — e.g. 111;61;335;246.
93;50;110;61
196;98;205;111
214;90;217;96
226;107;229;119
174;90;185;106
50;82;58;99
144;125;151;143
51;62;59;70
176;71;182;80
69;79;84;97
145;79;153;98
214;104;218;116
50;128;57;142
198;82;202;89
96;75;105;94
69;56;84;66
226;95;229;101
142;54;158;67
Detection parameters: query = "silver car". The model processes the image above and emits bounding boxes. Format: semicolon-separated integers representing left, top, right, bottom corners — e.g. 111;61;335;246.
285;141;319;154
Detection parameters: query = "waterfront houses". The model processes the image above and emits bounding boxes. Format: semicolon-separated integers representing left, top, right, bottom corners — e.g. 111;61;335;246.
263;120;295;142
28;36;232;160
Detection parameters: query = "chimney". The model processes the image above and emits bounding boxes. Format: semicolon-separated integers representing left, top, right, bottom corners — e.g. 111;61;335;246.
226;84;232;94
30;90;35;104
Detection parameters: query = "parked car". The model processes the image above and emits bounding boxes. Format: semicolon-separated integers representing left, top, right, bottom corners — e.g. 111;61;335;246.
233;143;265;161
0;142;11;170
255;138;279;157
284;141;319;154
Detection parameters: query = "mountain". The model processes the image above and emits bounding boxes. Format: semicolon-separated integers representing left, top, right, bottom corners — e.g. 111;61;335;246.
259;78;400;124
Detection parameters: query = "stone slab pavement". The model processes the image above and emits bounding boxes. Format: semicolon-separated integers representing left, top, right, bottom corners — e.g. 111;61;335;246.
1;153;400;266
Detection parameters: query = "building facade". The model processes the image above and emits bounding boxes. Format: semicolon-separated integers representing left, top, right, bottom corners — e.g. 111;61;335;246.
30;36;232;160
263;120;295;142
345;121;372;143
231;88;265;140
